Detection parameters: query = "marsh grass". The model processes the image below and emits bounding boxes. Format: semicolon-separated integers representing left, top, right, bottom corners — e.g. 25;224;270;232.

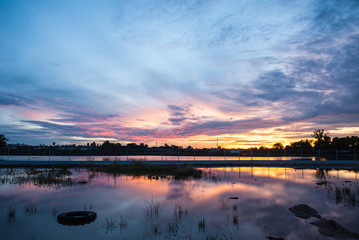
25;204;37;214
103;217;118;233
145;199;160;219
232;204;237;212
153;223;161;235
7;207;16;221
198;217;206;232
94;163;202;179
334;185;356;206
174;201;187;220
335;187;343;203
103;215;128;234
0;168;92;189
220;199;229;210
84;204;93;210
167;218;179;234
119;215;128;230
232;216;238;226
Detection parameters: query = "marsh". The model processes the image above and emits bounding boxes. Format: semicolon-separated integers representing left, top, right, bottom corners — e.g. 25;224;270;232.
1;167;358;240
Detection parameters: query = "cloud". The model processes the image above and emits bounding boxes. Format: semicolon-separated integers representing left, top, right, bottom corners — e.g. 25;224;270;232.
167;104;192;125
1;0;359;146
210;0;359;127
175;118;282;137
0;92;36;106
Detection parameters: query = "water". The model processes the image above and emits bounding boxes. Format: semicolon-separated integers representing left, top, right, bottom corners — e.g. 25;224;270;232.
1;167;358;240
0;155;315;161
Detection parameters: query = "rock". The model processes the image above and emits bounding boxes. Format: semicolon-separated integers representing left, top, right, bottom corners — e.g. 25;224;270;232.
266;236;284;240
229;197;238;200
289;204;321;219
310;218;359;239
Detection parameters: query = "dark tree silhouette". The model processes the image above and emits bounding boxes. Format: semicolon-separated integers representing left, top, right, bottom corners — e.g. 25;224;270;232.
272;143;284;149
0;134;8;148
288;139;313;150
312;129;331;149
331;136;359;149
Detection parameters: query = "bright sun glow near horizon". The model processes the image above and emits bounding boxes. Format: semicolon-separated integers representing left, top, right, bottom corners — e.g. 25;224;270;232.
1;0;359;148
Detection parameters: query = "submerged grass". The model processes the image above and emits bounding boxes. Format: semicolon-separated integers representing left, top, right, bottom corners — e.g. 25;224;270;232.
102;216;128;234
1;168;89;189
25;204;37;214
198;217;206;232
8;206;16;222
145;199;160;219
94;163;202;179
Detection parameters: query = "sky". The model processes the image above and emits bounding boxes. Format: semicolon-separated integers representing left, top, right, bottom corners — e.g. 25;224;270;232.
1;0;359;148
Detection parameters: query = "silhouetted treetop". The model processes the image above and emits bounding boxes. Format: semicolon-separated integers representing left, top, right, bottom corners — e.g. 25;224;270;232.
273;143;284;149
0;134;8;148
312;129;331;149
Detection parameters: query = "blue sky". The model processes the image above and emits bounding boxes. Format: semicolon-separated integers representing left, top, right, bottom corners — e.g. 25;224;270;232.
1;0;359;147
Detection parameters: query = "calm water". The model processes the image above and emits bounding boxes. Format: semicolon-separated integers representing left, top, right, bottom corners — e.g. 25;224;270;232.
0;155;314;161
1;167;358;240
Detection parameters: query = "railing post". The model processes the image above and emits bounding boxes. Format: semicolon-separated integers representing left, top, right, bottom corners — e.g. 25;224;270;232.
336;149;338;160
354;149;356;161
238;149;240;160
267;148;269;160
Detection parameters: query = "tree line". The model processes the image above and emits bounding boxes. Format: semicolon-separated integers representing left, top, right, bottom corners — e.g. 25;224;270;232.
1;130;358;157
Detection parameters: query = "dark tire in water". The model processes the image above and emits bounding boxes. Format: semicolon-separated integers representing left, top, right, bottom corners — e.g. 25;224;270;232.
57;211;97;226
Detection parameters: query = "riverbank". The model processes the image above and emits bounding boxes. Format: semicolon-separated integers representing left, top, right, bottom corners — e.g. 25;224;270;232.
1;159;359;170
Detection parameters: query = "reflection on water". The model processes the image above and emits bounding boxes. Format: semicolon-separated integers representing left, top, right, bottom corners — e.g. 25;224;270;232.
1;167;358;240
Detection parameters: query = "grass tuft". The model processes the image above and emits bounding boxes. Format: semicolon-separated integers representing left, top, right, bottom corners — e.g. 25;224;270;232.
145;199;160;219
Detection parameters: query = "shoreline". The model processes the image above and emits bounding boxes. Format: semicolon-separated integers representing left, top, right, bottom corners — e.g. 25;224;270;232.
1;160;359;170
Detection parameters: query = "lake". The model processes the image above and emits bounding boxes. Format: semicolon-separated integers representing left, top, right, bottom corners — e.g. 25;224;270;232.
1;167;358;240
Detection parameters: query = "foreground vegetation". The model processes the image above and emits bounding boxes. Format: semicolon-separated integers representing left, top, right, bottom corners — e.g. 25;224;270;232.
0;164;203;188
92;163;203;179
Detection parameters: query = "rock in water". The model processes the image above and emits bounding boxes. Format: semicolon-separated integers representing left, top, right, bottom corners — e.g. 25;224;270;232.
310;218;359;239
289;204;321;219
